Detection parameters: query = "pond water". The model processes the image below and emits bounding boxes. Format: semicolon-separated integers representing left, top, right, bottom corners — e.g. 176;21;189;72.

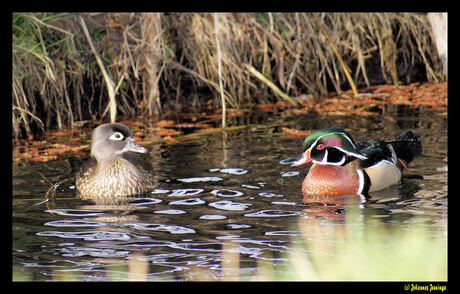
12;109;447;281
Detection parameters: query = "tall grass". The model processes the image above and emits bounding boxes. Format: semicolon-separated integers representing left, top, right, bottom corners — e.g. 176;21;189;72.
12;13;445;138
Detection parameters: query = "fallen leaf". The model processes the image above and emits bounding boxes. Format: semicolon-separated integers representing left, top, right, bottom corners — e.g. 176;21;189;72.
155;120;176;128
281;127;310;138
162;135;182;145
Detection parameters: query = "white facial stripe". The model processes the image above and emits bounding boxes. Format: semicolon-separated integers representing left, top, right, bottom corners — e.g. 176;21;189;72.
309;132;367;160
344;135;358;149
311;132;358;149
334;146;367;160
310;146;366;165
312;149;346;166
336;155;346;165
320;149;329;164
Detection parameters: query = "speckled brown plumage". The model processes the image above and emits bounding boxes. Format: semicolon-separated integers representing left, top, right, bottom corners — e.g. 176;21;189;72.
76;156;155;198
76;123;155;199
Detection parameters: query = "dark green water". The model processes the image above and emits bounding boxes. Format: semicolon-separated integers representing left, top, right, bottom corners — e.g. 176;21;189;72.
12;110;447;281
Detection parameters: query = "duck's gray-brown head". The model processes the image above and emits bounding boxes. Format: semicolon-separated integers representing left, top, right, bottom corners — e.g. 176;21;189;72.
90;123;148;161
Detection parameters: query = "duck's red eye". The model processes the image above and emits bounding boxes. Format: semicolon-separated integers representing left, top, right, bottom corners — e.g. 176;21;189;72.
316;144;325;150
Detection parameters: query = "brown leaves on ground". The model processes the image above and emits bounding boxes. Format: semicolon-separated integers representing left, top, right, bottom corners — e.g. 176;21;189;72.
155;120;176;128
13;82;447;163
280;128;312;139
312;82;447;116
13;127;88;163
257;82;447;117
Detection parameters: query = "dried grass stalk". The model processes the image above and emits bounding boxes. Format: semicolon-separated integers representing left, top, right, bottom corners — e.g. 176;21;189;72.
12;13;445;139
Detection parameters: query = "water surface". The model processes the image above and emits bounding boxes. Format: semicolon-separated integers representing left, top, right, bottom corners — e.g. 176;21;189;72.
12;111;447;281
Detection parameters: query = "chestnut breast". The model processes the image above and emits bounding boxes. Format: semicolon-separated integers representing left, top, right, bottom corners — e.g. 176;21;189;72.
302;163;360;196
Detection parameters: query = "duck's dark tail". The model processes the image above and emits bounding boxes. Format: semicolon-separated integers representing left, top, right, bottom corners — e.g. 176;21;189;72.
387;130;422;165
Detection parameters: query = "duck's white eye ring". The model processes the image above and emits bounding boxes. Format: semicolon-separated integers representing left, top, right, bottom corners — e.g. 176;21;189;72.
109;132;124;141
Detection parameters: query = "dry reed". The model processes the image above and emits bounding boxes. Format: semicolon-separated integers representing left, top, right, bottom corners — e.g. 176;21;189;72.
12;12;445;139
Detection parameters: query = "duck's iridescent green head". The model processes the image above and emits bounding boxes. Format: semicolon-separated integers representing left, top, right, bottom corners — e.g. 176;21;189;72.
292;128;367;167
302;128;357;151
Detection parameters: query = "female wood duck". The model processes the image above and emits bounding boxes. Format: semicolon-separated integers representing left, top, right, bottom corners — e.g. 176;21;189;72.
76;123;155;199
291;128;422;199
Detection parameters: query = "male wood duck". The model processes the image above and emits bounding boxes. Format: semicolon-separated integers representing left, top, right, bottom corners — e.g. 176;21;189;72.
76;123;155;199
291;128;422;199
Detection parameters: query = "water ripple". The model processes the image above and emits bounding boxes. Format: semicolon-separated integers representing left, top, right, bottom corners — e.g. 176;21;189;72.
198;214;227;220
210;168;248;175
36;230;132;241
177;177;223;183
58;246;130;258
271;201;298;206
154;209;187;215
258;192;283;198
129;198;163;205
44;219;104;228
44;209;103;217
279;158;299;165
169;198;206;206
208;200;252;211
241;184;261;189
226;224;251;229
123;223;196;234
168;241;222;253
142;252;195;264
168;189;204;197
244;209;303;218
280;171;300;177
150;189;170;194
265;230;302;236
210;189;244;197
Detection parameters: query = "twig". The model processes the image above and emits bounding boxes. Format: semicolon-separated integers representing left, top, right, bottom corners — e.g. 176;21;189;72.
78;15;117;123
312;13;358;96
12;105;45;129
28;14;74;36
170;61;236;108
214;13;226;130
244;64;299;107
